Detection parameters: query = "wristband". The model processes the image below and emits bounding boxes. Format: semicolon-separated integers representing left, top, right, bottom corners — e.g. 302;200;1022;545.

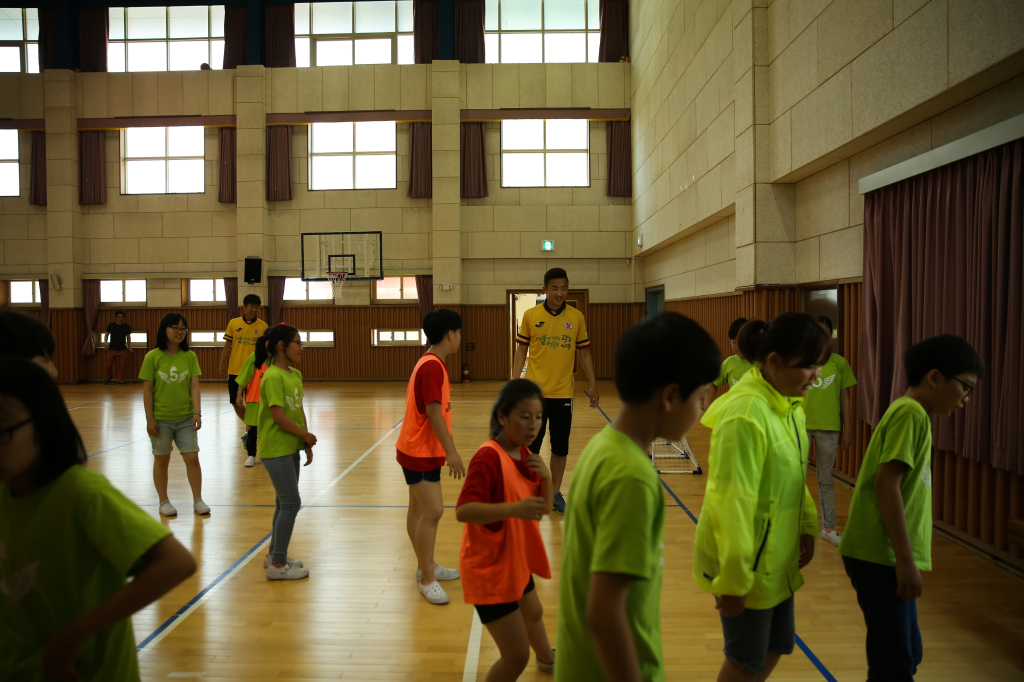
194;413;202;417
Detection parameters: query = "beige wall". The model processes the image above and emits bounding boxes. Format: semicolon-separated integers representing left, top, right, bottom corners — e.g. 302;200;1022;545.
644;214;736;299
0;130;48;273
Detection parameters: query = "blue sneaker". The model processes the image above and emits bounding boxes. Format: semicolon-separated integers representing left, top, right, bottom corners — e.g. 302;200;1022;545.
553;492;566;515
241;432;249;449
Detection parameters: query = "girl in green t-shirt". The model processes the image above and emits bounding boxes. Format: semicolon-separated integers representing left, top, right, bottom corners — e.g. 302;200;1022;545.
140;313;207;517
235;328;273;468
0;357;196;681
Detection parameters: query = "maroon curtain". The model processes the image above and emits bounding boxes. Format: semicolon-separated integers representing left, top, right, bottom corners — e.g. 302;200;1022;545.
224;277;239;322
861;138;1024;474
223;5;247;69
78;8;109;72
266;3;296;68
39;9;58;70
266;126;293;201
415;275;434;324
606;120;632;197
81;279;100;355
29;132;46;206
79;131;107;205
219;127;237;203
407;122;432;198
268;276;286;326
598;0;629;62
38;279;50;331
460;122;488;199
413;0;440;64
454;0;485;64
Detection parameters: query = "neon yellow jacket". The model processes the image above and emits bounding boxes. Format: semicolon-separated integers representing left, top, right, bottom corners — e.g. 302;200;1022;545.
692;367;819;609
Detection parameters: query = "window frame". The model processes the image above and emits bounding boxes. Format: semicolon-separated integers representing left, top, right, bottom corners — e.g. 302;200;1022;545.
6;279;41;307
307;121;399;191
298;329;336;348
95;330;149;349
120;126;206;196
0;128;20;197
372;276;419;304
185;277;227;306
98;279;148;307
294;1;414;67
107;6;226;73
372;328;426;347
0;8;40;74
282;277;336;303
500;119;591;188
186;330;229;347
485;0;600;64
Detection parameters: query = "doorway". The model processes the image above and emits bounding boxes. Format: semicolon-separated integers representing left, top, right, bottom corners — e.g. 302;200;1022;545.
646;287;664;318
802;287;839;352
508;289;590;381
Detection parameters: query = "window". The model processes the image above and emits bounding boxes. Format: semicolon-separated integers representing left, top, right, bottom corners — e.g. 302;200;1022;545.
501;119;589;187
96;330;149;349
108;6;225;72
187;330;228;347
0;129;18;197
99;279;147;304
373;276;418;303
484;0;599;64
294;1;413;67
308;121;397;190
298;330;336;347
122;127;205;195
0;8;39;73
283;277;334;301
7;280;40;305
372;328;426;346
187;278;227;304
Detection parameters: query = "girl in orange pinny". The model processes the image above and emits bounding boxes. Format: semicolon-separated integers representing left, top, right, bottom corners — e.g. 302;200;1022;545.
456;379;556;680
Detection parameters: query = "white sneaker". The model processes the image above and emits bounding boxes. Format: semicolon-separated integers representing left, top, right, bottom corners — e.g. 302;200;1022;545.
244;456;256;467
416;564;460;582
537;648;555;673
418;580;449;605
266;563;310;580
263;553;303;568
159;500;177;517
821;529;842;546
193;499;211;515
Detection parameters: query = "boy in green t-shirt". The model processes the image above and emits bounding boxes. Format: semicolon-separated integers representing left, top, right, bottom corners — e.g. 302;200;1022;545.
702;317;753;412
556;313;720;682
839;335;984;680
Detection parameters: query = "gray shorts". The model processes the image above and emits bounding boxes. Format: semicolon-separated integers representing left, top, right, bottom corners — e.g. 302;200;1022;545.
151;417;200;455
719;596;795;673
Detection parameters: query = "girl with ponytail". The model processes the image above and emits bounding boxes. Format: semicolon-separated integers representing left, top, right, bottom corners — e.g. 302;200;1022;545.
234;328;273;468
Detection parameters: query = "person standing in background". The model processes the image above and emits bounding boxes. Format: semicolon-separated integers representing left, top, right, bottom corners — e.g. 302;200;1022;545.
220;294;268;441
104;311;131;386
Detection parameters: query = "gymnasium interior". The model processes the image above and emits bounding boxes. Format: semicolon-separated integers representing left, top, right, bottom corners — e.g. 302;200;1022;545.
1;0;1023;679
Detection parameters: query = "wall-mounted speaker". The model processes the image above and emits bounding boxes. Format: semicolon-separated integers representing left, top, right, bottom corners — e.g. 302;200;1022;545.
244;257;262;284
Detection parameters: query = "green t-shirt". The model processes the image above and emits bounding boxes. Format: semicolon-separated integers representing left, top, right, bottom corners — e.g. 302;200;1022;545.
839;397;933;570
0;466;171;681
139;348;202;421
555;426;665;682
257;364;307;459
713;355;755;388
803;354;857;431
235;354;263;426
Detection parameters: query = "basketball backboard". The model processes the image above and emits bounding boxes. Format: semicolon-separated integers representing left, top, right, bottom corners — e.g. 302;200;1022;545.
301;231;383;282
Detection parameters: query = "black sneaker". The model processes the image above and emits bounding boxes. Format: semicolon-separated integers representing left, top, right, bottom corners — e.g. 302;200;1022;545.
104;377;111;385
118;381;127;386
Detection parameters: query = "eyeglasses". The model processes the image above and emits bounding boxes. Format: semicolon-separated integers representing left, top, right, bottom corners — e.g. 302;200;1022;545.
0;418;31;445
168;326;189;334
952;377;975;397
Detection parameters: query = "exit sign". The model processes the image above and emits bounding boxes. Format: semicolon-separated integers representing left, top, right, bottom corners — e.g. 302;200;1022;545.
541;240;555;251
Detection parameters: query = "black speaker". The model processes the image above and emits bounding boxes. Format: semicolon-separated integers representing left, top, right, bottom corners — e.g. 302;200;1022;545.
244;257;262;284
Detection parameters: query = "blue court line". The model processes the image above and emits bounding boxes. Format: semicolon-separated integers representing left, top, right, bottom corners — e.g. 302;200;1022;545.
86;409;237;459
586;392;838;682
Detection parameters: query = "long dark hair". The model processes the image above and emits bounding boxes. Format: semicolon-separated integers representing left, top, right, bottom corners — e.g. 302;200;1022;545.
0;357;86;486
252;327;273;369
258;324;300;363
156;313;189;352
490;379;544;439
737;313;831;368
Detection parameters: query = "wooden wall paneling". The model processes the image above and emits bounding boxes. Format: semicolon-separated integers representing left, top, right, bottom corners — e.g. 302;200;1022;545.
664;294;747;361
587;303;644;379
437;305;509;382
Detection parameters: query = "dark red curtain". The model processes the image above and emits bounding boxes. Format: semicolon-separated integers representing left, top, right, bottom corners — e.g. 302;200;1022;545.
266;3;296;68
223;5;247;69
224;277;239;322
218;127;237;203
79;131;107;205
81;279;100;355
268;276;286;326
415;275;434;324
861;138;1024;475
39;9;58;70
454;0;485;64
598;0;629;62
460;122;488;199
606;120;632;197
413;0;440;64
266;126;292;201
38;279;50;331
29;131;46;206
78;8;108;72
407;122;432;198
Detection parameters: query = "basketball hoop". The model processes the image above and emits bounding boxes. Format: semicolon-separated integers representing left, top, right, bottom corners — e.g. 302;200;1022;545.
327;271;347;299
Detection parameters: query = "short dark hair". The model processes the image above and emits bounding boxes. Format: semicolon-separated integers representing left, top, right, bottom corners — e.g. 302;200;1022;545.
615;312;721;403
0;357;86;486
259;323;300;359
115;310;126;317
816;315;834;333
728;317;748;340
243;294;262;307
737;313;831;368
490;379;544;439
0;310;56;359
156;313;190;352
543;268;568;287
423;308;463;345
904;334;985;387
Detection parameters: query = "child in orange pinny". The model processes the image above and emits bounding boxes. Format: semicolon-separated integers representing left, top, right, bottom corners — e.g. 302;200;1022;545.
456;379;556;680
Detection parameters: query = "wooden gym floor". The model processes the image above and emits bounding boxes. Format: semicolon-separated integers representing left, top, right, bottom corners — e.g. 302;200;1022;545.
66;380;1024;681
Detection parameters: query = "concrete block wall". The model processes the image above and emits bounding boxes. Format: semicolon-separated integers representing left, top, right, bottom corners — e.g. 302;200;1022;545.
644;214;737;299
0;130;48;274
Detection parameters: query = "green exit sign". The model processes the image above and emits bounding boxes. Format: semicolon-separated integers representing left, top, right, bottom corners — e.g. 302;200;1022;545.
541;240;555;251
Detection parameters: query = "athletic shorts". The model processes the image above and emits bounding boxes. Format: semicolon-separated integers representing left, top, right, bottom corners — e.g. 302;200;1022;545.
150;417;200;456
228;374;239;404
528;397;573;457
719;595;795;674
474;576;536;625
402;466;442;485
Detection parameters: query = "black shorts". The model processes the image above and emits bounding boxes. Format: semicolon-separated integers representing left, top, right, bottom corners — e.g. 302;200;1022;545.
402;466;442;485
474;576;536;625
228;374;239;404
528;397;573;457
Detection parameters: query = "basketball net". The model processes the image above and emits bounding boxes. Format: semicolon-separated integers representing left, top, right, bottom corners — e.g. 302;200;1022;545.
327;271;347;300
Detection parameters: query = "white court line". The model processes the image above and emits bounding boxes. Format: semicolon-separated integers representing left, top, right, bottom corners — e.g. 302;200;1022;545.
137;423;402;657
461;610;484;681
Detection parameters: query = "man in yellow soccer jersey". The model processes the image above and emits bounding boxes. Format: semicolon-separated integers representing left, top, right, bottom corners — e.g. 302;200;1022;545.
512;268;599;515
220;294;268;426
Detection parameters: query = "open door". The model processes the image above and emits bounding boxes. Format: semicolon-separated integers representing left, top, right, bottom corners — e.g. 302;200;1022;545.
508;289;590;382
